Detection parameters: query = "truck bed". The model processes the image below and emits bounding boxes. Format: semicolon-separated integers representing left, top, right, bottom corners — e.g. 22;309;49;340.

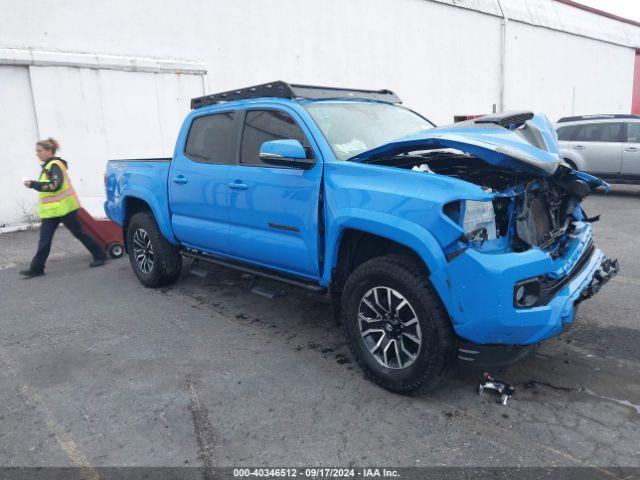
104;158;173;238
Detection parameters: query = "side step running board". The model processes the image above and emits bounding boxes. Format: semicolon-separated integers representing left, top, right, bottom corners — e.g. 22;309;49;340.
190;264;209;278
248;276;287;299
182;250;327;294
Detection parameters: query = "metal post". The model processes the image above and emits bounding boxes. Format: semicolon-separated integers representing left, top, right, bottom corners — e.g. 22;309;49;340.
496;0;509;113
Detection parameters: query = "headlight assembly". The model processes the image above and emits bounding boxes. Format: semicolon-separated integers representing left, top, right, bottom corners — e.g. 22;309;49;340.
444;199;497;242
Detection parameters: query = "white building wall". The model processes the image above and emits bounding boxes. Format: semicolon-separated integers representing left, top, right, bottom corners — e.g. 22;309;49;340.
0;66;41;227
0;0;504;124
505;21;635;120
0;0;638;226
27;67;203;215
0;57;204;226
1;0;635;122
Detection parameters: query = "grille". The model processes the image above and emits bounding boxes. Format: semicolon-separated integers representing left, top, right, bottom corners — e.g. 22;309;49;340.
538;241;595;305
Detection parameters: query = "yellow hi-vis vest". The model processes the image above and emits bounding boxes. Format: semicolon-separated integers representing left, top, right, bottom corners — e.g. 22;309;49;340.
37;159;80;219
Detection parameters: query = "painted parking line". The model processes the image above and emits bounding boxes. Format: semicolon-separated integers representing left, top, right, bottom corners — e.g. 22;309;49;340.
0;349;100;480
18;384;100;480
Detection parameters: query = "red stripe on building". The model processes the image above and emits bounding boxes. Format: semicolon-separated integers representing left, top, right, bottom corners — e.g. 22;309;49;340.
633;52;640;114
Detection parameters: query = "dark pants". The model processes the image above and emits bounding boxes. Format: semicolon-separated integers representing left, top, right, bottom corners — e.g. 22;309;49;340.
29;210;106;273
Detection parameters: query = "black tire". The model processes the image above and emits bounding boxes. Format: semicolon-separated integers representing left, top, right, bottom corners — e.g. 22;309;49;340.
126;211;182;287
341;254;456;394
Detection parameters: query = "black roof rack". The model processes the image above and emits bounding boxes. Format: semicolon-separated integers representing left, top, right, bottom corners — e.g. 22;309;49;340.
190;80;401;109
557;114;640;123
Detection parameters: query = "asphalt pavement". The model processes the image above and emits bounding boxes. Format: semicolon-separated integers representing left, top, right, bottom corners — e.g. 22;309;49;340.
0;186;639;473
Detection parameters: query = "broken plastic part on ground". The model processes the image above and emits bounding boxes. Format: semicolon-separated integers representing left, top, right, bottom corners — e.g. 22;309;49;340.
478;372;515;405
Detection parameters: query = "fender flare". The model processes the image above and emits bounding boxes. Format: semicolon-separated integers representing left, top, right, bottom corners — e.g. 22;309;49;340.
322;208;447;284
121;187;177;244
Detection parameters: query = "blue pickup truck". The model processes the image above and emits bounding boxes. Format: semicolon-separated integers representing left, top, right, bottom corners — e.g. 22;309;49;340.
105;81;617;393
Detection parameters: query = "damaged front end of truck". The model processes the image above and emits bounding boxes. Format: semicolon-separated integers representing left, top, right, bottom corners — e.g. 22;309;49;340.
351;112;618;366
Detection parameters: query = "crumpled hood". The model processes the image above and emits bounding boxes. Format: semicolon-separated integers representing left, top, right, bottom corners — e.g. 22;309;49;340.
350;112;563;175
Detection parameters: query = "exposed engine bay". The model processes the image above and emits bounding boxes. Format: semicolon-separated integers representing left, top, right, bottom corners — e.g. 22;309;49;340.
369;150;598;257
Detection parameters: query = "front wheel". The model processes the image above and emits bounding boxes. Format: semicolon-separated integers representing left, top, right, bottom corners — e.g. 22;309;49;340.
126;212;182;287
341;254;455;394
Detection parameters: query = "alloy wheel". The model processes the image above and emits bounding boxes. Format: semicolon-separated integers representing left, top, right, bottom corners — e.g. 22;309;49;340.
357;286;422;369
132;228;154;273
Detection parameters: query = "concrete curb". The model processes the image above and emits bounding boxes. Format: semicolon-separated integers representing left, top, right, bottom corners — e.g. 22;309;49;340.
0;223;40;234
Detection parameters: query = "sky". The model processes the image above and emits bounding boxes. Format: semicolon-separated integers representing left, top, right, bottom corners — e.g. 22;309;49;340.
573;0;640;22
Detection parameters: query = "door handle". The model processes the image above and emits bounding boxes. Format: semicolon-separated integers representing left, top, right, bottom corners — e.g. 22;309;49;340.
172;175;188;184
624;146;639;152
228;180;249;191
572;145;585;150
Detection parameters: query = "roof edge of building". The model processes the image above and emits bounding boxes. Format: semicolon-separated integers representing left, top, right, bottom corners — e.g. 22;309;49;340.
0;47;207;75
427;0;640;49
554;0;640;28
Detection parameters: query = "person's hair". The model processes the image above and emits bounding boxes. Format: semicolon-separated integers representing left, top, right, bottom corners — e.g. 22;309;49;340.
37;137;60;155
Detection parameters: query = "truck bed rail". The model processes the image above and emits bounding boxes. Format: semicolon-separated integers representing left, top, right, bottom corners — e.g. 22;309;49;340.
108;158;171;163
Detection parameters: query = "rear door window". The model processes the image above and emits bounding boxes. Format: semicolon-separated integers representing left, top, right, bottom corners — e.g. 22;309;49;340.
185;112;236;164
572;122;623;143
556;125;577;141
626;123;640;143
240;110;309;166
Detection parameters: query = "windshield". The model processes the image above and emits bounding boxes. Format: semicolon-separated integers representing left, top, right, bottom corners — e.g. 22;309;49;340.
305;102;434;161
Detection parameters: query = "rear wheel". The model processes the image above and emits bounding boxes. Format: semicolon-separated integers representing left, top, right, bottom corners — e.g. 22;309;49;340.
341;254;455;394
127;212;182;287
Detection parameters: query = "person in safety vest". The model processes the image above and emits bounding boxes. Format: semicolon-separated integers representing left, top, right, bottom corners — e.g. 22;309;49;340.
19;137;107;278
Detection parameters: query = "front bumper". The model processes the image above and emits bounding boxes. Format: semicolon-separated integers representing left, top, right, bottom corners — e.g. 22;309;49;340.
430;223;618;346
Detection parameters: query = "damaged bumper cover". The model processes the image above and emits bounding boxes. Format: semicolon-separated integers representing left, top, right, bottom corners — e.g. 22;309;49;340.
576;256;618;304
430;223;618;352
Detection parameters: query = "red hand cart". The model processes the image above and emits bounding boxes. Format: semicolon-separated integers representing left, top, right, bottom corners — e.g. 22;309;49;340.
76;207;124;259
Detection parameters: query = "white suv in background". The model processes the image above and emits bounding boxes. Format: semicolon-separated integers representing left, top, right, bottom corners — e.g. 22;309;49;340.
556;114;640;184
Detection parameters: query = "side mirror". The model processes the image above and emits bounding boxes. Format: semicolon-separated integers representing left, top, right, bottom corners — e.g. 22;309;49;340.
259;139;315;169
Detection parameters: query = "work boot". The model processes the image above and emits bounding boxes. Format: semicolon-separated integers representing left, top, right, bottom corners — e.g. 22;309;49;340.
19;269;45;278
89;258;106;268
